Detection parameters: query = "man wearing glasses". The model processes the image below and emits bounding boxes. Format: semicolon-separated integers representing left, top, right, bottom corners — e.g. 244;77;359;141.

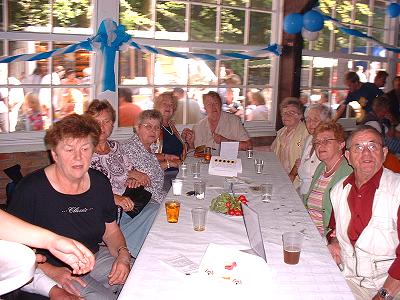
327;125;400;300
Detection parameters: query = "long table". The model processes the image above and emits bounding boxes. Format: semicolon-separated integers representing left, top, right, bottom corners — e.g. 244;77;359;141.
118;151;355;299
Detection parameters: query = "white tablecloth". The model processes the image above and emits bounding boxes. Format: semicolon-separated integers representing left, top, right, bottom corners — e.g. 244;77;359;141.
118;152;355;299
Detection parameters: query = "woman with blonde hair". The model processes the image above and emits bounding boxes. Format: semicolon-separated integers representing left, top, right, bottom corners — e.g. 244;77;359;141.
304;121;352;236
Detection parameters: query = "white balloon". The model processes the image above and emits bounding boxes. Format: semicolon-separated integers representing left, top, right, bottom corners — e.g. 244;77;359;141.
302;28;320;41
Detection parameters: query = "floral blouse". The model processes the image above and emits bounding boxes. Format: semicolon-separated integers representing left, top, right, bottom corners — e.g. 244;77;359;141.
120;133;165;203
90;140;130;196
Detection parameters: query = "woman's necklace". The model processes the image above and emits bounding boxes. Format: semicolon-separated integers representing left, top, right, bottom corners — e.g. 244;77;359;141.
324;155;343;175
162;125;174;136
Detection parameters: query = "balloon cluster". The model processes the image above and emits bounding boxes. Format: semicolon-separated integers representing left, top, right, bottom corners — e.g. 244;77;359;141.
387;3;400;18
284;10;324;41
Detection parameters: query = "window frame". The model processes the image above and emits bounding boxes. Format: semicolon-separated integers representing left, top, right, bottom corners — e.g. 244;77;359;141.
0;0;281;153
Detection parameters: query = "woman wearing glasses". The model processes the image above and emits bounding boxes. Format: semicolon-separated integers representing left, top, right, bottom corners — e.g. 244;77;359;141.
294;104;332;199
304;121;352;236
271;97;309;187
87;101;158;258
121;109;167;204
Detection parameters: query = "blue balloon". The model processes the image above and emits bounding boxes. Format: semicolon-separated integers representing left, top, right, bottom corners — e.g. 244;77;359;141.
284;13;303;34
303;10;324;32
387;3;400;18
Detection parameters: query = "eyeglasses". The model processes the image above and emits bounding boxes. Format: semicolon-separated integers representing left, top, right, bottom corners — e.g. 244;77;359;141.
348;141;382;153
305;117;320;123
281;111;299;117
312;138;337;147
141;123;161;131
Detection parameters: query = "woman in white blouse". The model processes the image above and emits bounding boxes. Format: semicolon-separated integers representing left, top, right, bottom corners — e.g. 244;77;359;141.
290;103;332;198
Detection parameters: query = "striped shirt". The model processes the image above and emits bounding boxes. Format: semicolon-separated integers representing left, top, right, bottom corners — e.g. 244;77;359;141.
307;172;333;235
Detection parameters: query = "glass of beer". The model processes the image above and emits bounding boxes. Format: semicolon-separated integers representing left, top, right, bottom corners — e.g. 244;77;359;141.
165;200;181;223
204;147;212;162
282;232;304;265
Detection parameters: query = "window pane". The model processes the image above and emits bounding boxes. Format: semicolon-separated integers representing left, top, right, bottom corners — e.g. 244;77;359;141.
154;49;189;85
188;55;218;86
220;8;244;44
52;0;93;34
250;0;272;10
249;12;271;45
222;0;248;7
312;59;332;87
120;0;154;33
119;48;152;85
352;26;368;55
372;1;386;29
334;29;349;52
156;1;186;34
8;0;51;32
118;87;144;127
190;5;216;42
9;41;49;90
247;58;270;85
172;87;205;125
355;0;371;25
221;60;244;86
312;27;331;52
0;2;3;31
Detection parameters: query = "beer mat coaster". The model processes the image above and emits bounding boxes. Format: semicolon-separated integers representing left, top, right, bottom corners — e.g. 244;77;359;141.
161;254;199;275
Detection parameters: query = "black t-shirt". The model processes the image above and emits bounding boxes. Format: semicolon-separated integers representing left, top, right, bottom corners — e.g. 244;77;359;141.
8;168;117;267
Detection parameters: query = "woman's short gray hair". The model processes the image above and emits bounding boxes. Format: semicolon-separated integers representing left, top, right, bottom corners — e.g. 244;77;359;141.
137;109;163;126
304;103;332;121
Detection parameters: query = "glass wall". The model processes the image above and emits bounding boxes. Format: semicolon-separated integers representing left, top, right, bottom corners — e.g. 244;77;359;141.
118;0;276;127
0;0;277;136
301;0;398;118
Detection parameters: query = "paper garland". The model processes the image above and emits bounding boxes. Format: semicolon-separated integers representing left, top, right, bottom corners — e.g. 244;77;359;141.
0;18;282;92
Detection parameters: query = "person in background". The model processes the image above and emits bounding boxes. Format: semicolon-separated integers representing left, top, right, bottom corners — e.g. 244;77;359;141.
272;97;309;188
173;88;202;124
118;88;142;127
0;210;95;295
327;125;400;300
182;91;252;151
386;76;400;123
8;114;130;299
304;121;352;236
334;71;383;122
121;110;167;204
0;92;8;132
290;103;331;198
87;100;157;258
374;70;389;90
246;91;268;121
24;92;44;131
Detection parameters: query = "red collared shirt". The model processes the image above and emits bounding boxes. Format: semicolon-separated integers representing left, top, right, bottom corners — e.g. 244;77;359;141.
328;167;400;279
345;168;383;245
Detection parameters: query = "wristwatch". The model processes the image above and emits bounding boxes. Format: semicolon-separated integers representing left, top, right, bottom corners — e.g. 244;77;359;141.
378;287;394;300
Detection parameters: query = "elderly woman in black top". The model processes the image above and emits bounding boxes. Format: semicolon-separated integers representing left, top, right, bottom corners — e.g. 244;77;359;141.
8;114;130;300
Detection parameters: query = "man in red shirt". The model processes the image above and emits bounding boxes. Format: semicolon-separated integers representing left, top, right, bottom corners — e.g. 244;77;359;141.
328;125;400;300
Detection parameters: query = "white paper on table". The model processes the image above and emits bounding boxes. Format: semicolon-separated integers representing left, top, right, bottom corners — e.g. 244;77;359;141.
220;142;239;159
177;243;275;300
208;156;242;177
160;254;199;275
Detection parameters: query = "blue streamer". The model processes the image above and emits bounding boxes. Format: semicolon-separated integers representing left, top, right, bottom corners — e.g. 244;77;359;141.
316;9;400;54
0;18;282;93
